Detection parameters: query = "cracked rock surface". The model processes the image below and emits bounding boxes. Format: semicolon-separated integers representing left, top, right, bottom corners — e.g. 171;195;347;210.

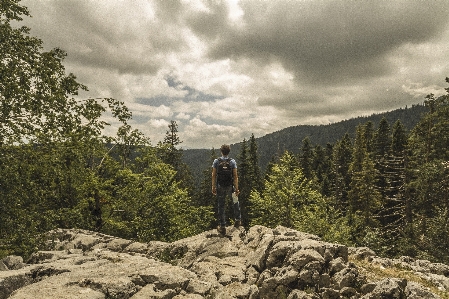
1;226;446;298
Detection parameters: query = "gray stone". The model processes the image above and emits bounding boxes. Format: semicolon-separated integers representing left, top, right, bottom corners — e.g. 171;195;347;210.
361;282;377;294
245;226;274;271
273;266;299;285
288;249;324;270
329;256;346;274
368;278;406;298
0;260;8;271
0;269;35;299
321;287;340;299
130;284;177;299
332;267;360;289
106;238;133;251
124;241;149;254
350;247;376;261
287;289;319;299
405;281;441;299
2;256;25;270
2;227;445;299
340;286;357;297
186;279;211;295
266;240;299;268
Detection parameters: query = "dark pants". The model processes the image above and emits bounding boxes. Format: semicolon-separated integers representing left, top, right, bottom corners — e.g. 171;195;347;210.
217;185;241;227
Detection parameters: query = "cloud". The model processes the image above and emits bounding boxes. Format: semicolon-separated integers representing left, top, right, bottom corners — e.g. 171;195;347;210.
205;0;449;85
19;0;449;149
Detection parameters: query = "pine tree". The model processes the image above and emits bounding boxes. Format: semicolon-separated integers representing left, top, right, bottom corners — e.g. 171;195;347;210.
158;120;194;193
374;117;391;199
331;133;352;213
408;90;449;218
364;121;375;156
248;134;263;193
194;148;217;228
250;151;352;244
249;151;308;228
237;139;250;227
313;144;332;197
159;120;183;167
0;1;137;256
348;125;381;245
372;120;408;256
300;136;314;181
405;78;449;262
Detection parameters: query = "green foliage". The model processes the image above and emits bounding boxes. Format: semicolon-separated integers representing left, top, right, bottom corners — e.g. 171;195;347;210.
194;148;217;218
424;207;449;264
249;151;353;244
299;136;314;181
0;2;211;259
3;1;449;266
250;152;303;228
331;133;352;212
248;134;263;193
158;120;194;194
182;105;428;180
348;125;381;228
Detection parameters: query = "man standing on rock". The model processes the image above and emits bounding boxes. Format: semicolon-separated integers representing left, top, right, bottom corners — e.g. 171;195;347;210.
212;144;241;234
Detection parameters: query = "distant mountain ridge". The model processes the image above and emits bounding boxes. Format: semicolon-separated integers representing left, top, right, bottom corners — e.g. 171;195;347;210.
183;104;428;183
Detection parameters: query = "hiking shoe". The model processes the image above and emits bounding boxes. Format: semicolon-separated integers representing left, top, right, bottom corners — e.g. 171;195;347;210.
234;220;241;228
217;226;226;234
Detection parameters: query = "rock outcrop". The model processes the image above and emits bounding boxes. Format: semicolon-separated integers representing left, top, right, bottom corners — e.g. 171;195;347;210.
1;225;447;298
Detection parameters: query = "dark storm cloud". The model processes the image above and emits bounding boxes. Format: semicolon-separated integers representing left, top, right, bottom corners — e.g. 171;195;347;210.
17;0;449;148
22;0;186;75
200;0;449;85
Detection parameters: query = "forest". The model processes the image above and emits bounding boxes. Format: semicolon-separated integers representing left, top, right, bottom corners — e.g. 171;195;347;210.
1;1;448;265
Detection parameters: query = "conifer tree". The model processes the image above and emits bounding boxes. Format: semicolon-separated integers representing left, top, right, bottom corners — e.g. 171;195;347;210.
405;78;449;262
391;120;407;155
348;125;381;244
322;143;334;197
237;139;250;226
313;144;332;197
331;133;352;212
300;136;314;181
249;151;310;228
159;120;183;167
364;121;375;156
250;151;352;244
193;148;217;228
374;117;391;159
248;134;263;193
0;1;139;256
408;87;449;217
374;117;391;199
158;120;194;193
375;120;409;256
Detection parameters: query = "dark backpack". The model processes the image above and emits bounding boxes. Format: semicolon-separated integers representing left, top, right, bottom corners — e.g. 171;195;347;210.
217;157;233;186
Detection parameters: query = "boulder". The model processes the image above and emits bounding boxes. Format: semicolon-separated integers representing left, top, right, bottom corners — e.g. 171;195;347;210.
0;226;445;299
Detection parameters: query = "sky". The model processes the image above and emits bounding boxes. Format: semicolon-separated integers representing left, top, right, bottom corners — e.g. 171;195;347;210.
20;0;449;149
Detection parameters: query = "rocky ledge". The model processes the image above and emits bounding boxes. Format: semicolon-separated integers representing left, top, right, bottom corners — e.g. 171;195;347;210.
1;225;448;298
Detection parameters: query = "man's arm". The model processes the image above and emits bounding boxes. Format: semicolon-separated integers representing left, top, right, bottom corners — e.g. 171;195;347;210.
233;168;239;196
212;167;217;195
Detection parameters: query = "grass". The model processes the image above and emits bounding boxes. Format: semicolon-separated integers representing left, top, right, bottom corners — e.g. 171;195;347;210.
350;257;449;299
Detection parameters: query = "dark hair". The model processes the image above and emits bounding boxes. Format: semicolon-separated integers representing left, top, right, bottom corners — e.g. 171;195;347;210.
220;144;231;155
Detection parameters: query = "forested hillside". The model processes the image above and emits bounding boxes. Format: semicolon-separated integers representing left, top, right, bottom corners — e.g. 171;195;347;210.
183;103;428;180
185;94;449;263
1;1;448;268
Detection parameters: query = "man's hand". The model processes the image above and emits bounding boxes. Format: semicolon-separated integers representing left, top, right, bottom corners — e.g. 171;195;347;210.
212;186;217;195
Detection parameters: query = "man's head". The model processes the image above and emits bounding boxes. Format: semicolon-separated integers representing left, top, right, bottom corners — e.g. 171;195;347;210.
220;144;231;156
